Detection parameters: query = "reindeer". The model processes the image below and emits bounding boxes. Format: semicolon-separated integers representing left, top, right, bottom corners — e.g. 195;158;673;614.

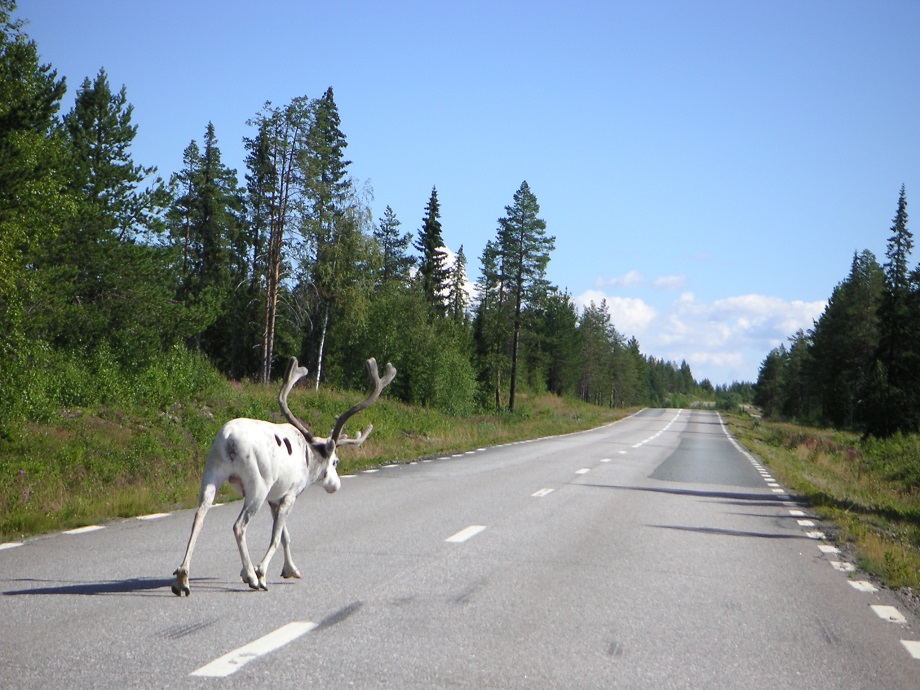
171;356;396;596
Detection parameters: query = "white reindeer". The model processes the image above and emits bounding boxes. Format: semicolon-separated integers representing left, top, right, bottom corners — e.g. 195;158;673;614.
171;356;396;596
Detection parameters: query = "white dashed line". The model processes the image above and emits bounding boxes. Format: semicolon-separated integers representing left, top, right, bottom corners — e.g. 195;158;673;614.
446;525;486;543
575;468;590;475
871;605;907;624
63;525;104;535
900;640;920;659
191;621;317;677
796;519;816;527
818;544;839;554
849;580;878;593
136;513;170;521
830;561;855;573
805;531;826;540
532;488;554;498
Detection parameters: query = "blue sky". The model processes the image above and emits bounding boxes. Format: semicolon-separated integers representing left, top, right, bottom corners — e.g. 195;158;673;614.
21;1;920;385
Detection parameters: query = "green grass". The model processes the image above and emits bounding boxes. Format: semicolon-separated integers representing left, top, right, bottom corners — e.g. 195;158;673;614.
0;380;632;541
727;414;920;591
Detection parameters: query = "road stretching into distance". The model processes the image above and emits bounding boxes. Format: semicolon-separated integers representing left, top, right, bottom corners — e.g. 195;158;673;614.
1;409;918;688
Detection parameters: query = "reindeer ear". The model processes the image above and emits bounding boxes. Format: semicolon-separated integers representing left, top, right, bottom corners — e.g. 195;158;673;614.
325;437;336;457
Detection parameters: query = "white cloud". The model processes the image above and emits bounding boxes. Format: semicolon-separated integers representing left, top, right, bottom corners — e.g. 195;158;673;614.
596;270;645;288
652;275;687;290
574;287;826;384
574;290;657;336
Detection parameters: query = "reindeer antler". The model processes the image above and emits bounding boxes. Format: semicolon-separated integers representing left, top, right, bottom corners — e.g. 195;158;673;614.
331;357;396;446
279;357;315;442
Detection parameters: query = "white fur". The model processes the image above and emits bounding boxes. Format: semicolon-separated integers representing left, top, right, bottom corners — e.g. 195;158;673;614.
171;420;340;595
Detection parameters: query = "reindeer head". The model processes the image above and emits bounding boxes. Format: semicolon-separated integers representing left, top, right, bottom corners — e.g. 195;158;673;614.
279;356;396;493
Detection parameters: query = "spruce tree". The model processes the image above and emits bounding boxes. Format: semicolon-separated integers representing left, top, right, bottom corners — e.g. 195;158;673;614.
872;185;918;434
40;68;174;363
374;205;414;284
413;186;450;315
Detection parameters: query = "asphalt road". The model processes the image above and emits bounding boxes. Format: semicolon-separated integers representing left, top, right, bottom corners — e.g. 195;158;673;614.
1;409;918;688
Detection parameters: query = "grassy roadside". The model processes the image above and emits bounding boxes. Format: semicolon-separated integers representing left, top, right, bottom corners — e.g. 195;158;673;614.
726;414;920;593
0;382;633;541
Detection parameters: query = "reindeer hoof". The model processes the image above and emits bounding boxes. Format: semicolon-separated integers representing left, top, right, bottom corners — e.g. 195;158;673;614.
172;569;190;596
255;566;269;591
281;565;302;579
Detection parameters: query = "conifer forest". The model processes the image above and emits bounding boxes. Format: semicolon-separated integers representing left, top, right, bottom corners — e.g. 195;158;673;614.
0;1;728;429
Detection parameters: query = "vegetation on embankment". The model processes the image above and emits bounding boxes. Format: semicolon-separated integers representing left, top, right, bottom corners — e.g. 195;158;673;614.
727;414;920;591
0;366;631;541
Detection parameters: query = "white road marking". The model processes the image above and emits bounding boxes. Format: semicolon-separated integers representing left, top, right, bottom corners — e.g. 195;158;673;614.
63;525;104;535
771;488;786;494
871;605;907;624
446;525;487;543
136;513;170;521
191;621;317;677
797;519;816;527
0;542;23;550
818;544;839;554
363;469;379;474
849;580;878;593
618;450;627;455
789;510;806;516
805;530;826;540
600;458;612;463
532;488;554;498
900;640;920;659
575;468;590;475
830;561;855;573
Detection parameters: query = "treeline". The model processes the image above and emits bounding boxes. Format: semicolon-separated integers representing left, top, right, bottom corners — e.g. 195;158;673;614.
755;186;920;437
0;1;714;426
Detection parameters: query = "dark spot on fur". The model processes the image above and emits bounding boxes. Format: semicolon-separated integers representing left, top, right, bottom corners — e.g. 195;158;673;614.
226;438;238;463
274;434;282;447
283;437;292;455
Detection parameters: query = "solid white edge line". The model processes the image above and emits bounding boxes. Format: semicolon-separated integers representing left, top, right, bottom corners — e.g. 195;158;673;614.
191;621;317;677
136;513;170;521
0;542;23;550
446;525;486;543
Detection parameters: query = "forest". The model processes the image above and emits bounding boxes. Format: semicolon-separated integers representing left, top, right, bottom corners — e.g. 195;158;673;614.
0;1;742;432
755;185;920;438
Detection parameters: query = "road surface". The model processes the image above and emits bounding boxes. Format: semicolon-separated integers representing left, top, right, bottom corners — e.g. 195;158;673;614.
1;409;918;688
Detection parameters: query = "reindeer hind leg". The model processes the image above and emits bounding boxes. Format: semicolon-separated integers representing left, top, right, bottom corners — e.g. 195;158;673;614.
172;483;217;596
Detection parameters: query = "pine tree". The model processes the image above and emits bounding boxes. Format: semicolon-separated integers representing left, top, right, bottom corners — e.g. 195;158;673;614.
245;97;313;383
413;187;450;315
495;181;555;412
